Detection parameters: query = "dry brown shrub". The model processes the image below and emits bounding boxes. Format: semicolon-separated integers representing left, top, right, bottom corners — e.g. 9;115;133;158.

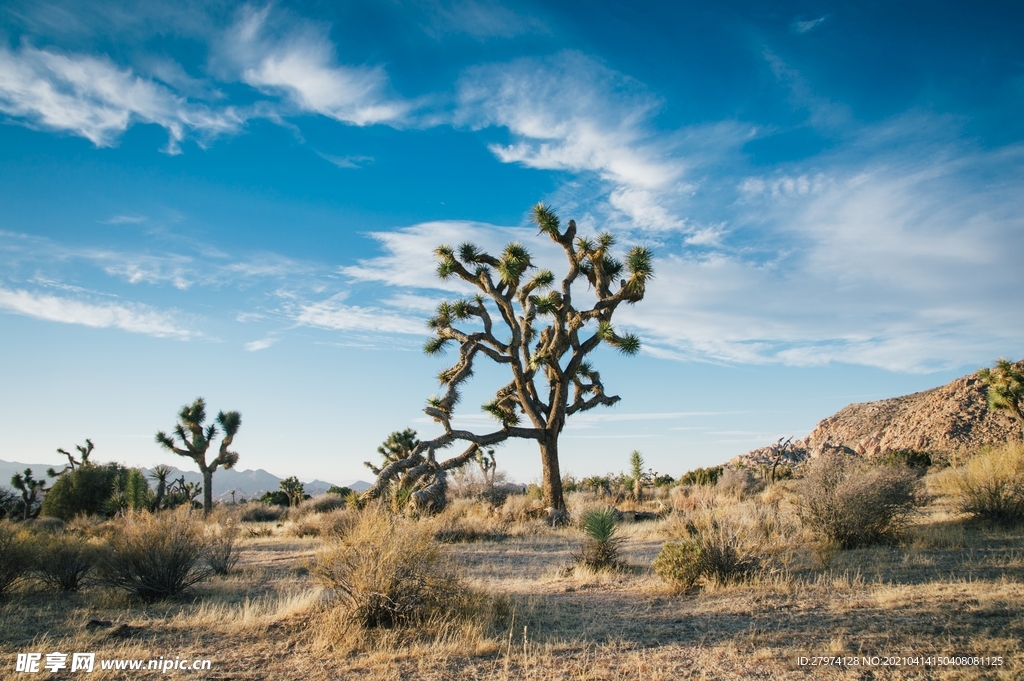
97;508;211;602
430;499;507;543
798;452;919;549
311;508;467;629
937;442;1024;526
294;494;347;518
30;530;98;591
205;520;241;575
0;521;32;596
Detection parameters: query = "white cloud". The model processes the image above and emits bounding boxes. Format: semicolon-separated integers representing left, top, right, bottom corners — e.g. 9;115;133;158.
0;286;193;338
0;44;243;152
456;52;691;231
218;5;408;126
621;144;1024;372
244;337;276;351
316;151;374;169
793;17;827;33
295;293;424;335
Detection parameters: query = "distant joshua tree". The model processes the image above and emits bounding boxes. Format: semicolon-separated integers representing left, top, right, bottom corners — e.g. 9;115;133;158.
10;468;46;520
155;398;241;515
629;450;646;502
362;204;652;513
50;439;95;477
149;464;173;510
978;359;1024;430
279;476;306;508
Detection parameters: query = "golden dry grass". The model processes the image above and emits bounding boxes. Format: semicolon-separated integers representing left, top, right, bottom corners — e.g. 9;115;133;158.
1;477;1023;680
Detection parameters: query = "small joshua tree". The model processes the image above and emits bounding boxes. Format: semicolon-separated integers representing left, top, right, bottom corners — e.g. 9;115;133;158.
155;398;241;515
362;204;652;512
978;359;1024;429
629;450;646;502
11;469;46;520
279;476;306;508
49;439;95;478
149;465;173;511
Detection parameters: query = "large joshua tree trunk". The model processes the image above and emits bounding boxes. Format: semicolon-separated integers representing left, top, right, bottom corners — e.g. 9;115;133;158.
539;435;564;511
201;467;214;515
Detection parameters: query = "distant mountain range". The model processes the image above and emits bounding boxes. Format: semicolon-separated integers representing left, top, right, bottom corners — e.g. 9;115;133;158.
0;459;370;501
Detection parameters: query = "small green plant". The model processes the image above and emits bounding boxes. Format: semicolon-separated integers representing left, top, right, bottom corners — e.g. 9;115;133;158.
97;509;211;602
881;449;932;469
577;507;622;570
653;539;703;589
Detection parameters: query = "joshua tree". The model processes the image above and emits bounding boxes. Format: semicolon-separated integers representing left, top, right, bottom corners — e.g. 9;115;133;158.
629;450;646;502
279;476;305;507
362;204;652;512
155;398;242;515
149;464;173;510
11;469;46;520
978;359;1024;429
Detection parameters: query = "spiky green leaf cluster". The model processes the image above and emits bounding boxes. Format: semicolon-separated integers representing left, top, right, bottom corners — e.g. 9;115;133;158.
532;203;561;236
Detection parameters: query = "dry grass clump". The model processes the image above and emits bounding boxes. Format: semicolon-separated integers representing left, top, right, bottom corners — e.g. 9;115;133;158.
0;521;32;596
937;442;1024;526
798;452;919;551
29;529;97;591
289;508;357;538
205;520;241;575
239;502;285;523
97;508;211;602
311;507;468;629
294;494;347;517
654;507;770;590
430;498;508;543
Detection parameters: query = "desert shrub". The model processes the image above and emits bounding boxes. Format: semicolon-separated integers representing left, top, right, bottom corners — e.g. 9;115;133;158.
798;453;918;549
259;490;291;507
240;503;283;523
679;466;723;487
431;499;507;543
97;509;211;602
0;522;32;596
311;508;462;628
289;510;356;538
717;466;763;498
296;494;347;517
653;539;703;589
881;449;932;469
939;443;1024;526
30;530;97;591
577;507;622;570
40;463;126;520
205;521;240;575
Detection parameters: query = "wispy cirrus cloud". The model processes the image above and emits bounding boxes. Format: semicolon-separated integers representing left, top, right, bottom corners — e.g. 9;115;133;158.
0;286;193;338
0;43;244;152
294;293;424;335
414;0;549;39
216;5;409;126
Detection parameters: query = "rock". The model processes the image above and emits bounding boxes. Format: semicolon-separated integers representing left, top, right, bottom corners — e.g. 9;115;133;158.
736;362;1023;465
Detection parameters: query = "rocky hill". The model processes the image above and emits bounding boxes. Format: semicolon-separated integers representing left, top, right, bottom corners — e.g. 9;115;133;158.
737;363;1023;468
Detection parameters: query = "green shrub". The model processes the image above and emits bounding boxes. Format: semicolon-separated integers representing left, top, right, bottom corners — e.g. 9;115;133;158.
40;463;125;520
31;531;96;591
0;522;31;596
798;453;918;549
881;449;932;469
311;508;460;628
577;507;622;570
678;466;723;487
653;539;703;589
939;443;1024;526
97;509;211;602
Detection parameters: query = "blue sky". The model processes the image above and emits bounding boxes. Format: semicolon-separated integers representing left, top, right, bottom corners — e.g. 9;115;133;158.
1;1;1022;485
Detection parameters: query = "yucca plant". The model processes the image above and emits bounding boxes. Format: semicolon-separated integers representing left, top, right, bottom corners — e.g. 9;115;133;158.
578;507;622;570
